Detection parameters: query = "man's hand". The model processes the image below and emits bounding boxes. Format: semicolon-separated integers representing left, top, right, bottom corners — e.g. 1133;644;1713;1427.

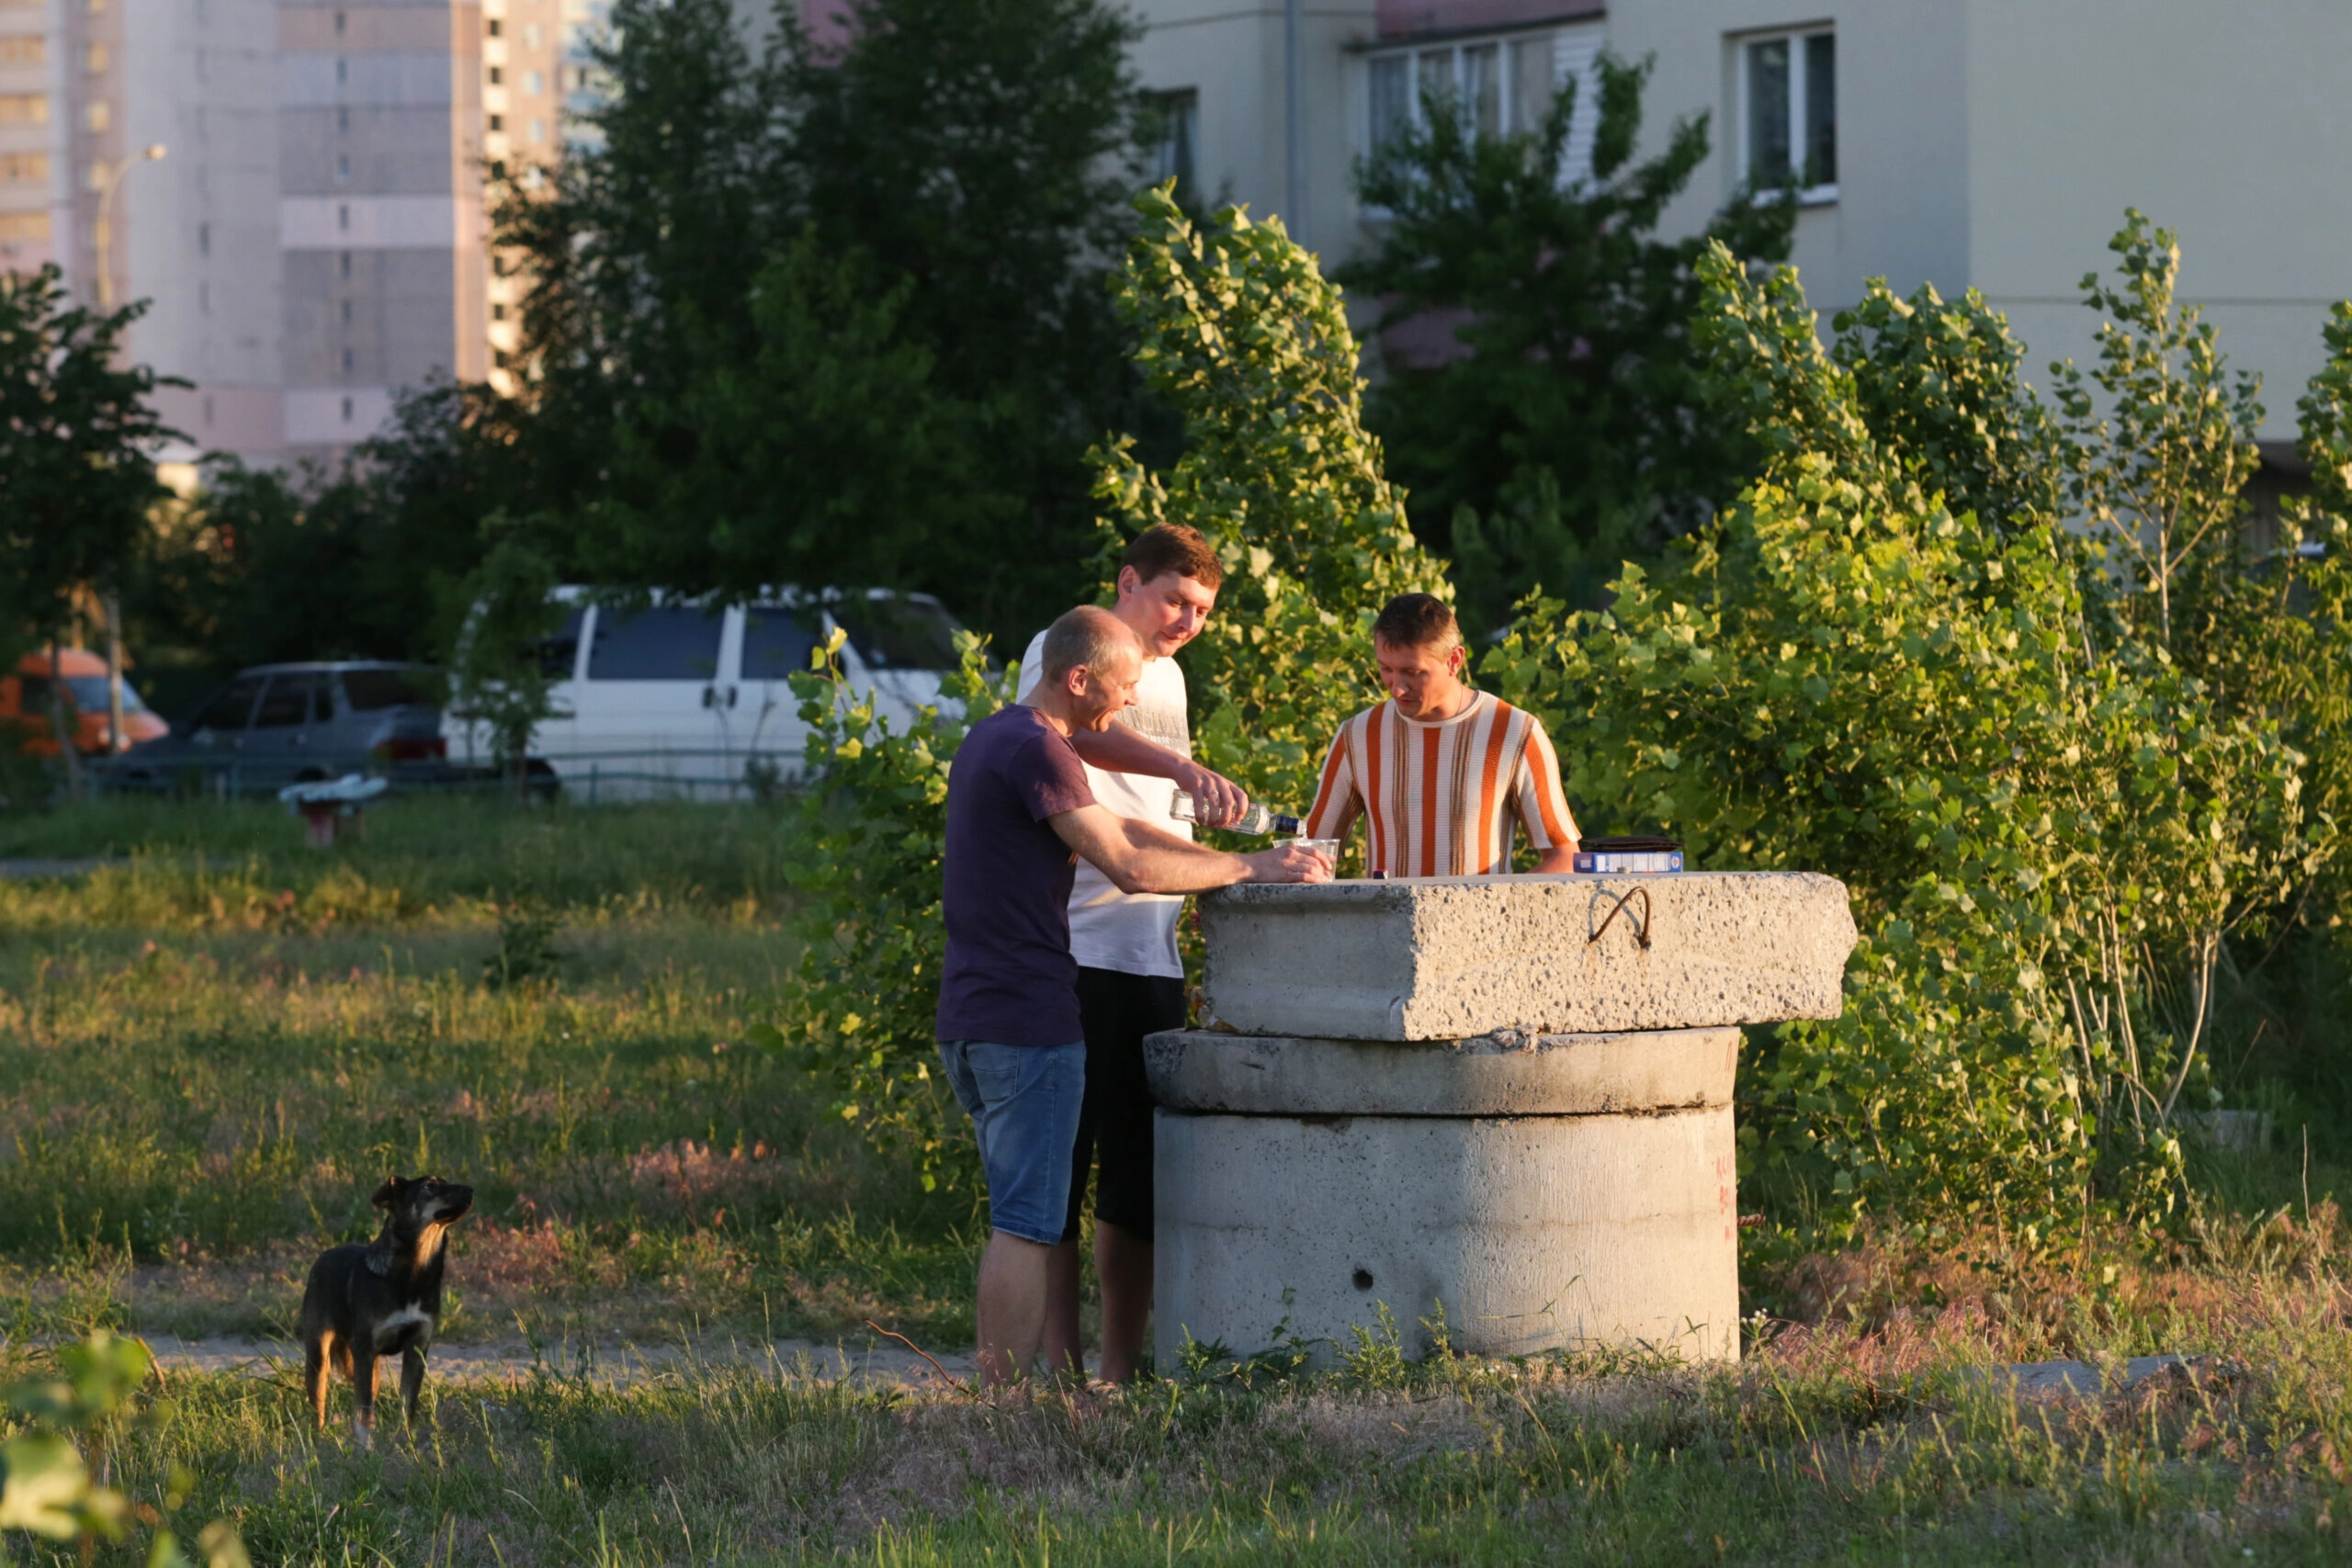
1174;761;1249;828
1242;841;1333;885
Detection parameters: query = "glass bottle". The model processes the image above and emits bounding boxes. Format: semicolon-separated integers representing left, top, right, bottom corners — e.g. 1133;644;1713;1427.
1170;789;1302;837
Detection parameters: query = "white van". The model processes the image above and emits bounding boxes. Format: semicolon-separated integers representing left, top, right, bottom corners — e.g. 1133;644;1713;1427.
442;587;972;800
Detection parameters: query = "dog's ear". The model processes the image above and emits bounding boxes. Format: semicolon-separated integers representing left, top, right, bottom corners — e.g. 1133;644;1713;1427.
370;1179;399;1210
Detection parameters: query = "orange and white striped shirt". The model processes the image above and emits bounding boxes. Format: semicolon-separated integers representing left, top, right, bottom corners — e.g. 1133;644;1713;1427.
1304;692;1578;877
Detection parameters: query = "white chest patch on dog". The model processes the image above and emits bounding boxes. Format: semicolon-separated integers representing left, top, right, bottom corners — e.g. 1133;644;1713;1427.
373;1304;434;1350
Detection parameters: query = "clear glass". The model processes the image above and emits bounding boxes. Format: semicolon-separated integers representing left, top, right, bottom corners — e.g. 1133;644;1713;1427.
1509;37;1554;135
1804;32;1837;186
1463;43;1500;139
1368;55;1409;152
1418;49;1456;114
1746;38;1791;187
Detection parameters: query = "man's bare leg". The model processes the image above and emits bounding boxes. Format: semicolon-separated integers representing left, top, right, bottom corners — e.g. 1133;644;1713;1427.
1093;1221;1153;1383
975;1230;1053;1388
1041;1237;1086;1377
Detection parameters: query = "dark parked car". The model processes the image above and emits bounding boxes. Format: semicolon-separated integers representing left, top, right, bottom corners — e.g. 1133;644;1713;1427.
107;662;452;795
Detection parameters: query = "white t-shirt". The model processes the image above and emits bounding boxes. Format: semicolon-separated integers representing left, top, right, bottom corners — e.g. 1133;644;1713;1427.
1016;627;1189;978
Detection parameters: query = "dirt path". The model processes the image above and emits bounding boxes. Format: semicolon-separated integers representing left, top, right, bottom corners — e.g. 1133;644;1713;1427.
138;1332;978;1391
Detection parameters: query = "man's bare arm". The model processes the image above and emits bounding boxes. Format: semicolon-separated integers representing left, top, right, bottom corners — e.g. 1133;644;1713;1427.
1049;804;1328;894
1532;844;1578;874
1068;726;1248;826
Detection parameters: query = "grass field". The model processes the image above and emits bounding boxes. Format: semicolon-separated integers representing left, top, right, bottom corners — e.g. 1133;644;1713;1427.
1;798;2347;1564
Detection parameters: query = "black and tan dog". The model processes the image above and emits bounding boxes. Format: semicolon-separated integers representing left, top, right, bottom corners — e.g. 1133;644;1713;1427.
300;1174;473;1446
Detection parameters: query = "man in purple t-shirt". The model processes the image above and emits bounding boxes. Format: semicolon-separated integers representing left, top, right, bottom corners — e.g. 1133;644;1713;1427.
939;604;1329;1387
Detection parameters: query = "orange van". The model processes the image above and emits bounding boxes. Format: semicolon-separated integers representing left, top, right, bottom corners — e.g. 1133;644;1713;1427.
0;649;170;757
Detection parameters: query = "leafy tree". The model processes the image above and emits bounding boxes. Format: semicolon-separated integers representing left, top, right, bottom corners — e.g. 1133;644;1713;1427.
498;0;1151;647
131;380;543;702
567;233;999;601
1488;226;2335;1248
758;189;1452;1181
441;524;567;800
1095;187;1453;811
1345;53;1795;635
0;267;183;788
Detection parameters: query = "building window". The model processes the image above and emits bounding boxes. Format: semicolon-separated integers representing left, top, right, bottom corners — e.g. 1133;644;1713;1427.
337;203;349;230
203;394;214;426
0;36;43;64
1740;28;1835;199
1368;32;1557;157
525;70;543;94
524;23;541;47
198;220;209;254
340;299;353;324
486;17;502;36
528;118;545;142
488;114;503;131
341;395;354;422
0;152;48;184
488;65;503;85
85;100;108;131
339;249;351;277
334;9;345;35
337;106;349;132
335;153;350;183
341;347;355;374
198;280;209;313
0;95;47;124
1148;89;1195;201
335;57;346;85
85;43;107;73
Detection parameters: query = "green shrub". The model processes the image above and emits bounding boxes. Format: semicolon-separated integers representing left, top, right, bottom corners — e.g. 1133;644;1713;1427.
1491;219;2344;1249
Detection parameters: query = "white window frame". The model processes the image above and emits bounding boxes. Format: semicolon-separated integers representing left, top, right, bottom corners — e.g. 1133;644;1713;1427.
1364;28;1560;161
1735;25;1837;206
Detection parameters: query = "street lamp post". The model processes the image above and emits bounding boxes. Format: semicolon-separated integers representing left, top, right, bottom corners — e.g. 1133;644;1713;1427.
90;142;166;772
91;141;165;310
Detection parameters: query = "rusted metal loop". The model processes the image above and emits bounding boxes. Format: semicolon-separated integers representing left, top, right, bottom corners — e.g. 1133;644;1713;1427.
1589;885;1653;950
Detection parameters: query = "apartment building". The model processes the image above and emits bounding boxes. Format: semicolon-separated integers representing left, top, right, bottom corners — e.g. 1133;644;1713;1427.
0;0;604;466
1131;0;2352;443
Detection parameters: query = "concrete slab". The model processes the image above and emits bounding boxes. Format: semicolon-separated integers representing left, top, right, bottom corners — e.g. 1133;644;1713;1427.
1154;1107;1739;1369
1197;874;1856;1041
1145;1026;1741;1117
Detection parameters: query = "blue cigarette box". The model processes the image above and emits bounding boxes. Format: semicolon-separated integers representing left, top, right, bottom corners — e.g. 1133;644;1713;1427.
1572;850;1684;874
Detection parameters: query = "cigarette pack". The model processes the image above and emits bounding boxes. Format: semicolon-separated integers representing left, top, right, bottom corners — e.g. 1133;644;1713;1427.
1572;850;1684;874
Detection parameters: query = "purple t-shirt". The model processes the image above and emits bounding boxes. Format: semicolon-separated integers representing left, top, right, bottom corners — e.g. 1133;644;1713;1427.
935;705;1097;1045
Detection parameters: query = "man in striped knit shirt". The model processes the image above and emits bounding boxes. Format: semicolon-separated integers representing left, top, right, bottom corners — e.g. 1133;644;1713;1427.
1304;593;1581;877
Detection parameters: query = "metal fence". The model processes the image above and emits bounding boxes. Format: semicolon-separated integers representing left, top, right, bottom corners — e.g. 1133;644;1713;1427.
93;748;806;807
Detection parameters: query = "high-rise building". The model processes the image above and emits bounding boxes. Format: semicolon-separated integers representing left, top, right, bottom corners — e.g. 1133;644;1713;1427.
0;0;605;467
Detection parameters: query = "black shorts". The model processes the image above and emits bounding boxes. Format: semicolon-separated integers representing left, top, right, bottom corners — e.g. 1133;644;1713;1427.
1062;966;1186;1244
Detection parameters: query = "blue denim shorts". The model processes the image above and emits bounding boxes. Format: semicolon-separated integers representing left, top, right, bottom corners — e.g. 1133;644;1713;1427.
937;1040;1086;1246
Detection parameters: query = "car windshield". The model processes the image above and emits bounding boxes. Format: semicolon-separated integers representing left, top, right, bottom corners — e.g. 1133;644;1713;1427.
62;677;148;713
341;669;434;710
829;595;963;671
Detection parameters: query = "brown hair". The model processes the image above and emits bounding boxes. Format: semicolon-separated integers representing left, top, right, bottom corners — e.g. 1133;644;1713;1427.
1039;604;1142;685
1122;524;1223;592
1372;592;1461;654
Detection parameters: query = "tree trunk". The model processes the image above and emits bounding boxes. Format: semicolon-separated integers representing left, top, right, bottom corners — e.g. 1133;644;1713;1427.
47;635;84;804
105;590;128;769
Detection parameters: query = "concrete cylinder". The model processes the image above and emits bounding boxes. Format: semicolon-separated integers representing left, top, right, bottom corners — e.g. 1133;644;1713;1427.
1148;1025;1745;1370
1154;1102;1738;1368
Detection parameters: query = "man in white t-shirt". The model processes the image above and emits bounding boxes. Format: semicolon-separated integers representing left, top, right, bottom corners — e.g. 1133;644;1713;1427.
1014;523;1248;1383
